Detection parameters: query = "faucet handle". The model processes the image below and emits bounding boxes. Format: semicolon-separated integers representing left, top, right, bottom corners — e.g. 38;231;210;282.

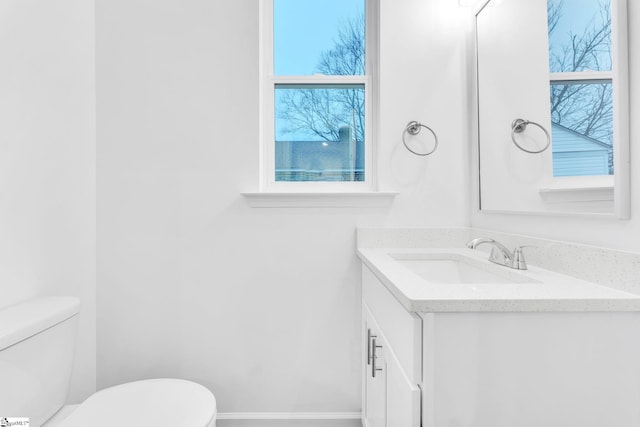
512;246;535;270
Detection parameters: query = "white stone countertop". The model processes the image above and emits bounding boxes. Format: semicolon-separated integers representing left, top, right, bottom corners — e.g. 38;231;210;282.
358;247;640;313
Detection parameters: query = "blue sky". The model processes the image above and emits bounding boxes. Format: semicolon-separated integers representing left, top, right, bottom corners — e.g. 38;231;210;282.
274;0;364;75
548;0;611;71
273;0;366;142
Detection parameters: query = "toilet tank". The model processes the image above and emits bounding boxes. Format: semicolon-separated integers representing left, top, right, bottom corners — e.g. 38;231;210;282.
0;297;80;427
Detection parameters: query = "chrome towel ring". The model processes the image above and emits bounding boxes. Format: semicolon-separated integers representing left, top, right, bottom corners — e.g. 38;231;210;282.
402;121;438;156
511;118;550;154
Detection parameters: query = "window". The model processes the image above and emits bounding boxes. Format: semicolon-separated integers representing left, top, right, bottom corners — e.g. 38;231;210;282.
547;0;614;178
260;0;376;191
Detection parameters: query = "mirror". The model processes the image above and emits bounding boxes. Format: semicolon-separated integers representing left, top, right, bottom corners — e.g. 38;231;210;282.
475;0;629;218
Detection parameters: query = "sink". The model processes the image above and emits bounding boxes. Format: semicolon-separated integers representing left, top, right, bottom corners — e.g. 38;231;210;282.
390;253;535;284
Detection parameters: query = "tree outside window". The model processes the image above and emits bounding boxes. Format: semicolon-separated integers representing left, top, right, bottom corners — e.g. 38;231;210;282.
547;0;613;176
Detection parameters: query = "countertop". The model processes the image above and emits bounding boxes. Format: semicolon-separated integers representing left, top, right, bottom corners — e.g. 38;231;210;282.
358;247;640;312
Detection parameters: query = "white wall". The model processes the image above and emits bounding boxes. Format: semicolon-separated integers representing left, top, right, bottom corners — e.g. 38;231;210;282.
95;0;469;414
471;1;640;253
0;0;96;403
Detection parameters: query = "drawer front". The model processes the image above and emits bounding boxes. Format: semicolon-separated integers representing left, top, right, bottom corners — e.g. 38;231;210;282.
362;264;422;383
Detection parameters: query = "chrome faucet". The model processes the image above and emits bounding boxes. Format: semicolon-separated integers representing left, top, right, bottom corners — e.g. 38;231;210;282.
466;238;529;270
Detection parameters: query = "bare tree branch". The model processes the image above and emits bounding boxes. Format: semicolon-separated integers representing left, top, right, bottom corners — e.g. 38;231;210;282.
548;0;612;145
277;14;366;142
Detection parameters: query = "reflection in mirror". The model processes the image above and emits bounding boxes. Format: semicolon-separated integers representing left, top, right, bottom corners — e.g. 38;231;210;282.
548;0;613;178
475;0;629;218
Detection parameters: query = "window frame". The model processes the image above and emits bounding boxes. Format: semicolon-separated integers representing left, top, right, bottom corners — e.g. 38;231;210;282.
259;0;378;193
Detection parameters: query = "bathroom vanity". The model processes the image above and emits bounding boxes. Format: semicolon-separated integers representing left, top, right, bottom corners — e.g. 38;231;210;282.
359;247;640;427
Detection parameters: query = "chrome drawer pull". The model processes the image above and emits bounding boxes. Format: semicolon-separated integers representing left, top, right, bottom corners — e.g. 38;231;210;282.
371;338;383;378
367;328;376;365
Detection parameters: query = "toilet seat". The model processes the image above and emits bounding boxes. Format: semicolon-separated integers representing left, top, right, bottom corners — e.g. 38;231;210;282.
59;379;216;427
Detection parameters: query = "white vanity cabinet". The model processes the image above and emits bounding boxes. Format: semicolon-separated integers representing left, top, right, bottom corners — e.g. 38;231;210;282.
362;266;421;427
361;260;640;427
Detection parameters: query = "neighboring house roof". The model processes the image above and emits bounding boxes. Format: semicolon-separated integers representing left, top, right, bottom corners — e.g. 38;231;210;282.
552;122;612;153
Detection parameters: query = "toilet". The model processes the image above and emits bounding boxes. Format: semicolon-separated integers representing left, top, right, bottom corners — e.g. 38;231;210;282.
0;297;216;427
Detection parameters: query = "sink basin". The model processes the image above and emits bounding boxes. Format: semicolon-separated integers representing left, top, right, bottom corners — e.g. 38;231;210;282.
390;253;535;284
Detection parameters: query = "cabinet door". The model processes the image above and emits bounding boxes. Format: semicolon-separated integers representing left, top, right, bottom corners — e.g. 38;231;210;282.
363;305;386;427
386;344;421;427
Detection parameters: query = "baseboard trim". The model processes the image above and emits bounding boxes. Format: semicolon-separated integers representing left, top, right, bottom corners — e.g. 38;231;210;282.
217;412;361;420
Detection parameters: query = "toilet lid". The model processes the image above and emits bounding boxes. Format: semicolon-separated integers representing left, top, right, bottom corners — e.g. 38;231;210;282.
60;379;216;427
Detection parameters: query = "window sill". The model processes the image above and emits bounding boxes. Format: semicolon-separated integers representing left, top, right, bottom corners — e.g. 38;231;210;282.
242;191;398;208
539;175;614;203
539;186;614;203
